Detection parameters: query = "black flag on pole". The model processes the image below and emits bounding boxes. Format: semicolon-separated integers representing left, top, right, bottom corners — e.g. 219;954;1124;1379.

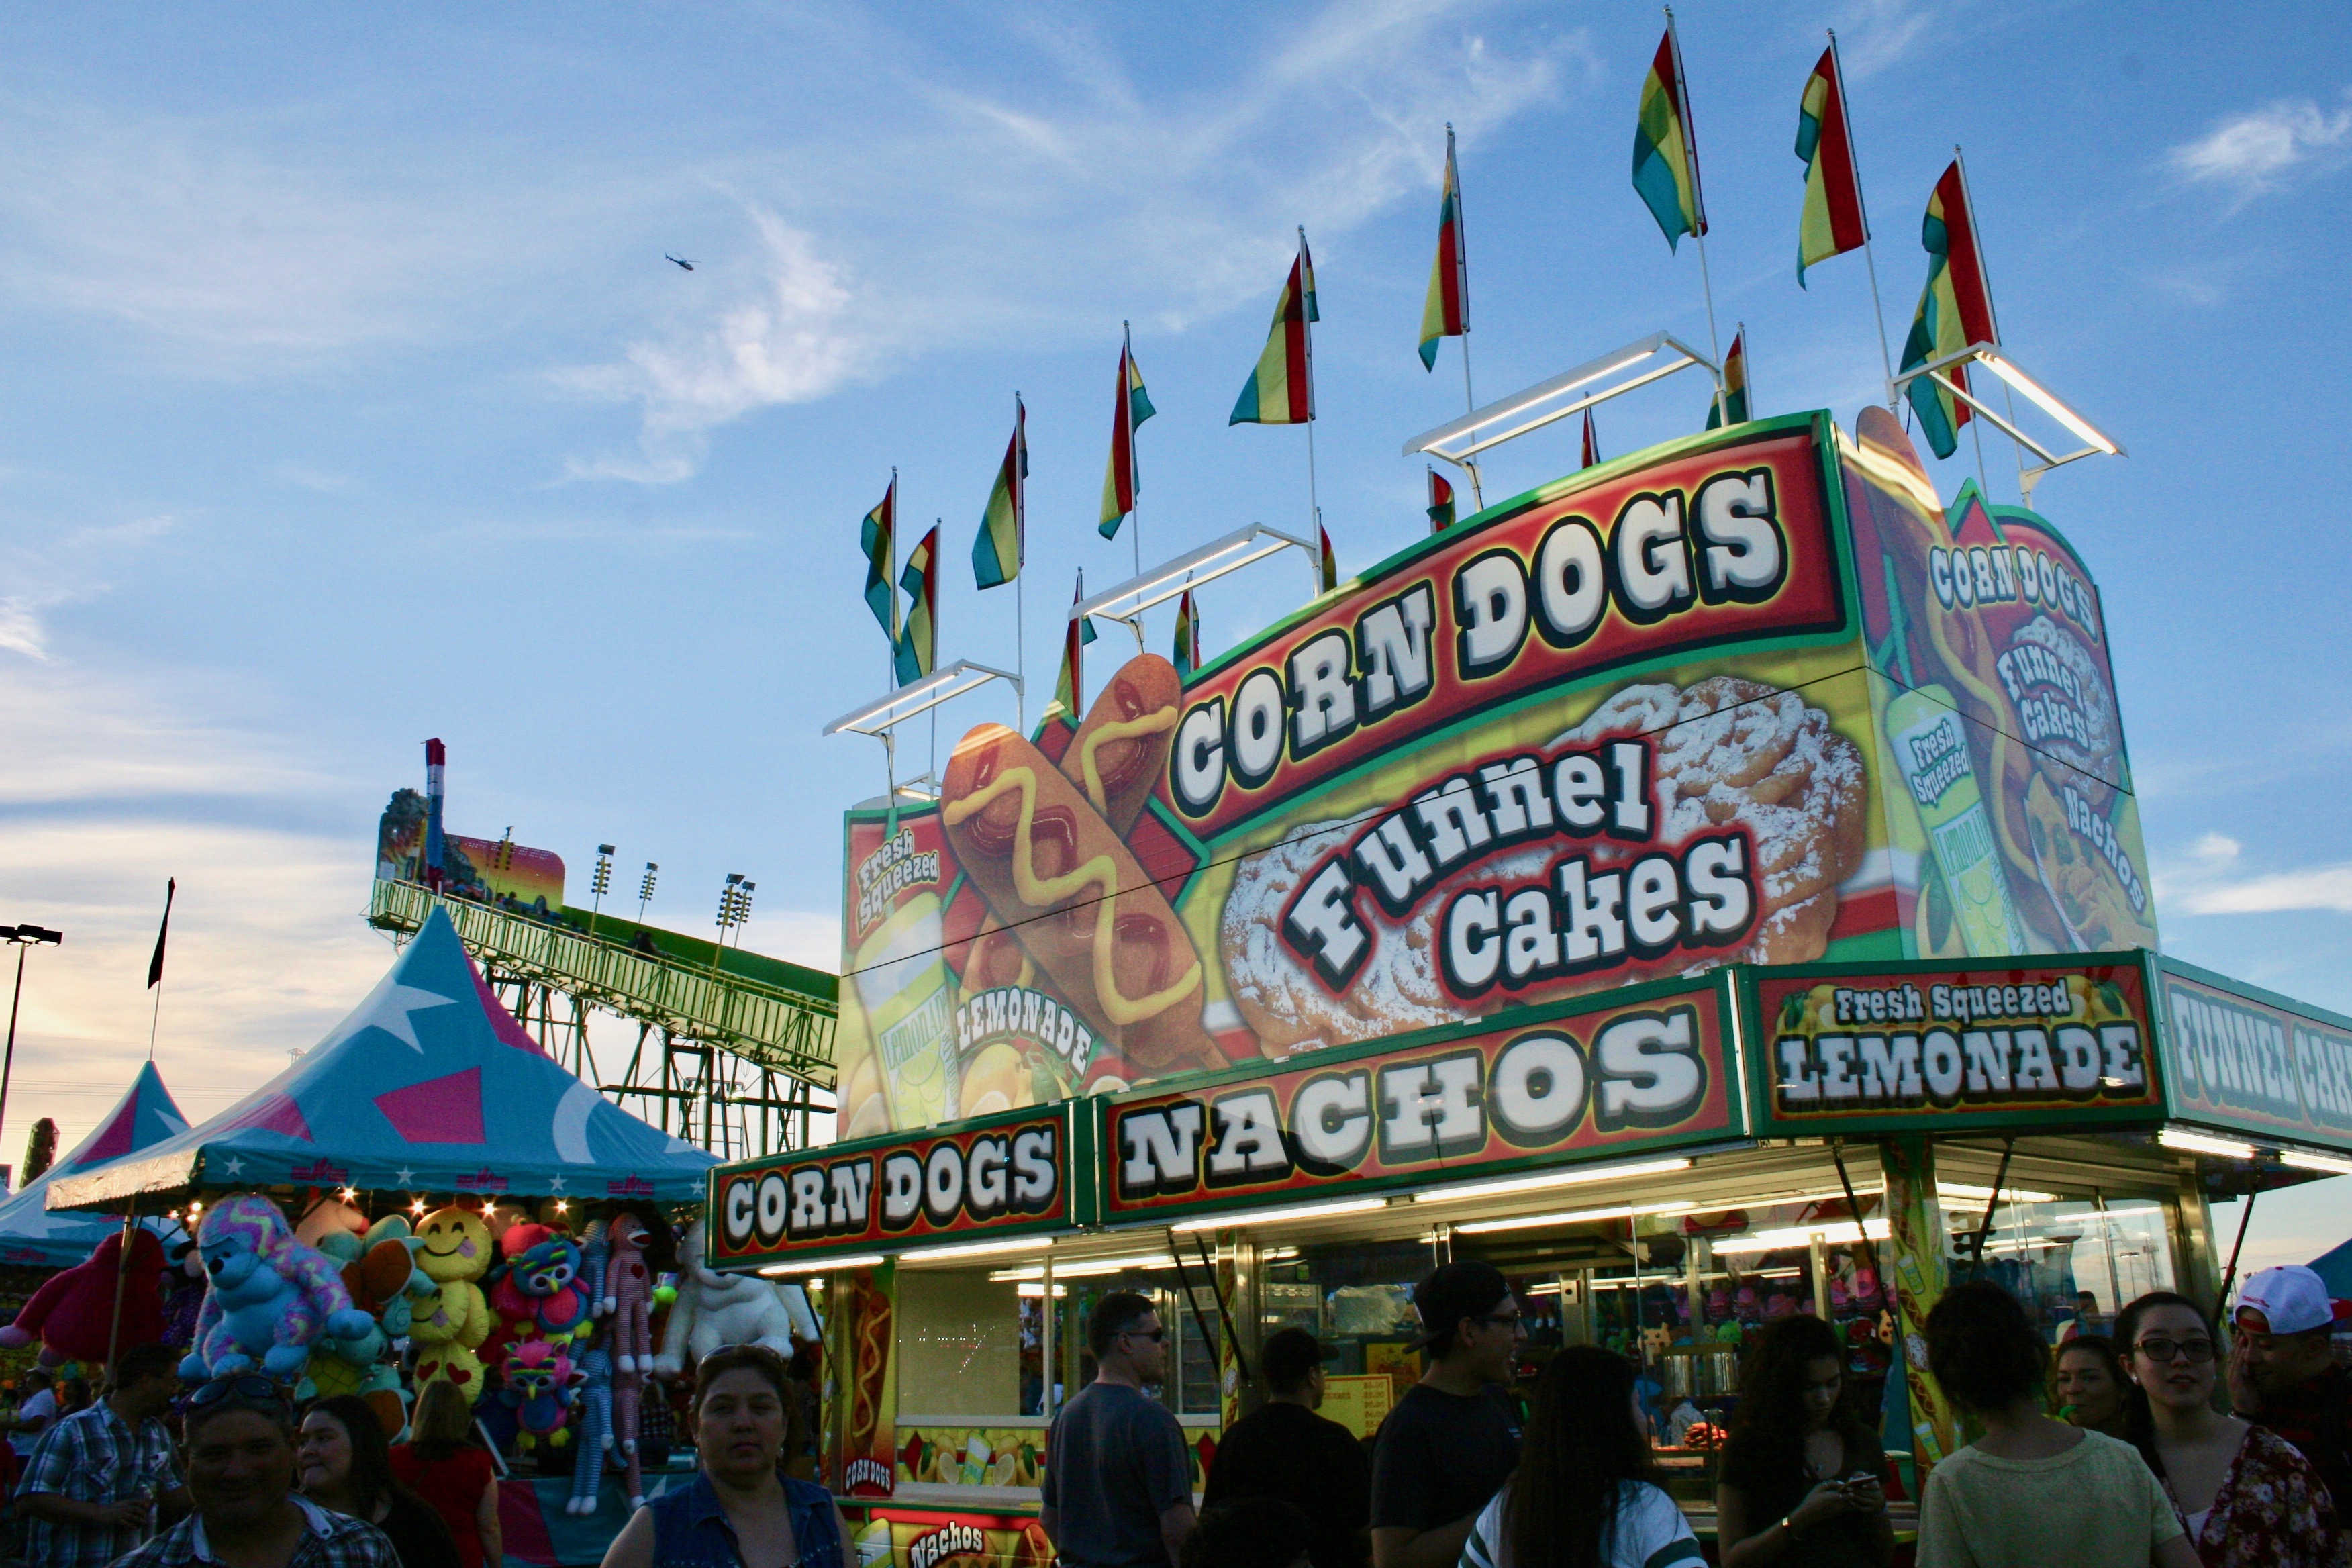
147;879;175;989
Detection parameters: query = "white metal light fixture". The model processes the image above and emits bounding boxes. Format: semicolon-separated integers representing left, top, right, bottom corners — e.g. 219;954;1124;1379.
1073;523;1320;630
823;660;1024;740
2158;1128;2257;1160
761;1253;883;1277
1412;1157;1693;1206
1169;1197;1386;1232
1888;340;2124;501
897;1236;1055;1265
2282;1150;2352;1177
1712;1218;1892;1257
1937;1182;2059;1205
1404;332;1718;470
990;1253;1172;1282
1455;1199;1695;1236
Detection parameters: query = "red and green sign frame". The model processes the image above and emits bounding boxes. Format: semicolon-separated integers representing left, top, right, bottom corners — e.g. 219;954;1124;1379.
707;1100;1099;1271
1740;950;2164;1139
1095;968;1747;1226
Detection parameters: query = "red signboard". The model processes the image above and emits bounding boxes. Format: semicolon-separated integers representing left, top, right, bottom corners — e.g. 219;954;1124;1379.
1747;955;2161;1136
1101;979;1737;1222
1167;428;1848;840
709;1107;1073;1267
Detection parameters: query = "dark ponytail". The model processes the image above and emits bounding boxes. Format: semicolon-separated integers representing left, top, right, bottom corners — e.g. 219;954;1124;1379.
2112;1290;2206;1479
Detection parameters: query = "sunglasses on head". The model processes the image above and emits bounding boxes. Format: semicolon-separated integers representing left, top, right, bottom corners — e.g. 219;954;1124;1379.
189;1374;290;1410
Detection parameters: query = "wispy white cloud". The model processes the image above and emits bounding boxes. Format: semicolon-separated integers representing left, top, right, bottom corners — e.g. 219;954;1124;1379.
2156;832;2352;917
557;1;1585;481
1830;0;1940;81
2169;91;2352;202
0;511;181;666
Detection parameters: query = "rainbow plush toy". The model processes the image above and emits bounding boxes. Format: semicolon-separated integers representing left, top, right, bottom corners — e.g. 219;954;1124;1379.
490;1223;595;1346
503;1338;581;1451
179;1195;375;1382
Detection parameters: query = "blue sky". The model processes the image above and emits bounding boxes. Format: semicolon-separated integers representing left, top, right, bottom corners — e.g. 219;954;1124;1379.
0;1;2346;1265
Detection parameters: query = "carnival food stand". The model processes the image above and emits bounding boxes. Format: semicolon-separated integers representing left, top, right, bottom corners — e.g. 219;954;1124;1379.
707;408;2352;1565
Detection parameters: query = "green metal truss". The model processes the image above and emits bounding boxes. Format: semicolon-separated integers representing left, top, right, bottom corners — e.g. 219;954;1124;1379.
367;879;837;1089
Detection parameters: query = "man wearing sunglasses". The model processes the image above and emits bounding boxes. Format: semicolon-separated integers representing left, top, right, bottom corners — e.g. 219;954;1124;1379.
14;1342;189;1568
110;1375;396;1568
1042;1291;1197;1568
2227;1265;2352;1512
1369;1262;1526;1568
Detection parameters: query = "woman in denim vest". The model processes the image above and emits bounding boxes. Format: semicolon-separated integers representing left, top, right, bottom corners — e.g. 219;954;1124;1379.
601;1345;849;1568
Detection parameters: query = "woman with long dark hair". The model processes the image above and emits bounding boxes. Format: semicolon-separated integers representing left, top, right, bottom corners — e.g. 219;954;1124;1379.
1714;1314;1891;1567
2114;1289;2341;1568
2055;1334;2133;1437
1459;1345;1698;1568
298;1394;462;1568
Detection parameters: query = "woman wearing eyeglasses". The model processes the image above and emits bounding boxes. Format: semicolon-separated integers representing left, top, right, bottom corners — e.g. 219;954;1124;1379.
2116;1291;2343;1568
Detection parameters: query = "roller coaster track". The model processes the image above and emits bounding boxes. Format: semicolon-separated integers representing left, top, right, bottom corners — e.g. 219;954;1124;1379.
367;879;838;1090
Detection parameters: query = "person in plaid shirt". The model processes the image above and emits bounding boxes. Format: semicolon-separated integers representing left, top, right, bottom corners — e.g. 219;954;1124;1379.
109;1376;396;1568
14;1342;189;1567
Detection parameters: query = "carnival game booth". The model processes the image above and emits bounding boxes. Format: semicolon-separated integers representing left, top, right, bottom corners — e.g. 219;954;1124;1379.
45;907;739;1565
0;1063;193;1405
0;1063;191;1272
720;397;2352;1566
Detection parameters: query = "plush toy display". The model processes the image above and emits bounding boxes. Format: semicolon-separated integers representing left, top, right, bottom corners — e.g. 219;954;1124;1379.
179;1195;376;1381
490;1223;595;1346
503;1338;581;1451
0;1228;169;1367
411;1204;494;1388
604;1210;658;1508
566;1344;614;1516
414;1341;485;1397
162;1241;207;1351
652;1220;798;1376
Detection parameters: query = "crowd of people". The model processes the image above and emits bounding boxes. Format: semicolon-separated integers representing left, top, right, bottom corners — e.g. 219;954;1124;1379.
1036;1261;2352;1568
0;1338;850;1568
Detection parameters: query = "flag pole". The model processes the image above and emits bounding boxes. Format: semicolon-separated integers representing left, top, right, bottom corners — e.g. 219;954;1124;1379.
1665;8;1728;427
1124;321;1142;578
1448;125;1485;511
146;877;174;1061
1950;145;2021;499
1300;226;1321;544
1828;30;1898;405
886;467;899;693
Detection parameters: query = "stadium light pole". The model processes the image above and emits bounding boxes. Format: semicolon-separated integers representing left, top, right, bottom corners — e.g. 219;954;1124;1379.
0;924;64;1175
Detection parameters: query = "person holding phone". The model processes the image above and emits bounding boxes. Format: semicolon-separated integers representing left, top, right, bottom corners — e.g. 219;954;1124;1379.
1714;1315;1892;1567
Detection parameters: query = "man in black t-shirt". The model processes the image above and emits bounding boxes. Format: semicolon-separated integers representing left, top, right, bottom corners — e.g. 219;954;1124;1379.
1368;1261;1524;1568
1204;1329;1370;1568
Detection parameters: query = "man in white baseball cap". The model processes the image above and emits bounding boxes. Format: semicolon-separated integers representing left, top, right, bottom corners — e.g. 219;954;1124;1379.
2228;1264;2351;1508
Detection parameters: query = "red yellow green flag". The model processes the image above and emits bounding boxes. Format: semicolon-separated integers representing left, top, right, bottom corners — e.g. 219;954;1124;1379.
1426;468;1455;533
1581;408;1601;470
1099;329;1156;540
859;472;897;641
1418;126;1468;371
1705;328;1749;429
1047;571;1099;722
895;524;938;685
1316;522;1338;594
972;397;1026;589
1632;27;1705;250
1898;158;2000;458
1795;42;1869;285
1172;589;1202;680
1230;233;1317;426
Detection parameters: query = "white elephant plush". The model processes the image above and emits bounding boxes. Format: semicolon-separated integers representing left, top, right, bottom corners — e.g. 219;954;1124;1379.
650;1220;801;1377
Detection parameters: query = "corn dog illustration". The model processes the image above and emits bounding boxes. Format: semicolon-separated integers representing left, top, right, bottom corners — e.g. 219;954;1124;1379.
942;717;1223;1078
